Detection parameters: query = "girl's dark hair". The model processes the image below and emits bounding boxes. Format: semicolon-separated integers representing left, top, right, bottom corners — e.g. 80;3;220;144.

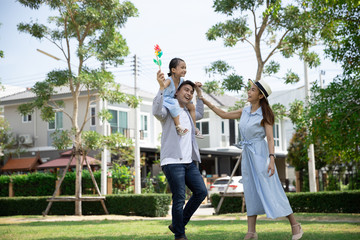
260;97;275;127
167;57;185;77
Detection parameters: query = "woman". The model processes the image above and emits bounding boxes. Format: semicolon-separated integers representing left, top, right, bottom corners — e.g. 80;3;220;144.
199;79;303;240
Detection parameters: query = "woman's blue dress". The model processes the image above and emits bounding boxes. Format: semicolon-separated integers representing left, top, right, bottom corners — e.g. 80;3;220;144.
163;76;184;118
239;105;293;219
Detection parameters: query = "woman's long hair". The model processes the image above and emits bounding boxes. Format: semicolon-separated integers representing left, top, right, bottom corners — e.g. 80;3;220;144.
260;97;274;127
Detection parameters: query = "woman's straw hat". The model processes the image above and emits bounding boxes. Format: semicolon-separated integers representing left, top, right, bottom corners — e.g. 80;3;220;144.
249;78;272;99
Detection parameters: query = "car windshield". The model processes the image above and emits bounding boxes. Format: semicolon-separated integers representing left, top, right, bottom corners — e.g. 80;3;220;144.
214;179;232;185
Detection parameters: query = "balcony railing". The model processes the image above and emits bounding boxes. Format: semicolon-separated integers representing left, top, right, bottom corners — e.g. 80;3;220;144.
110;127;146;140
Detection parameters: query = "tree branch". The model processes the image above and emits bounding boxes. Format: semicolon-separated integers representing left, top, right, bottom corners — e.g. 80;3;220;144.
263;29;290;64
251;8;257;35
46;101;72;121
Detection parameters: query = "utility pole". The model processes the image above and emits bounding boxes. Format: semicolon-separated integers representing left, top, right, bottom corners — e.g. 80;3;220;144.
101;61;109;195
133;54;141;194
304;61;317;192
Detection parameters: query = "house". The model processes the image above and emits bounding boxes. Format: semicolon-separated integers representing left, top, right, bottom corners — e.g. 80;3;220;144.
1;154;42;174
0;84;160;181
0;83;296;189
267;86;307;186
0;85;25;118
37;150;102;172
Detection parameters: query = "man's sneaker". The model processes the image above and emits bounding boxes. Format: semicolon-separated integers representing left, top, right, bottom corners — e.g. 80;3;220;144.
169;224;188;239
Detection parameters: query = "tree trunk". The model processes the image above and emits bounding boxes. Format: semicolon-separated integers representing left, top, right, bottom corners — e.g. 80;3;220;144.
295;171;301;192
75;151;82;215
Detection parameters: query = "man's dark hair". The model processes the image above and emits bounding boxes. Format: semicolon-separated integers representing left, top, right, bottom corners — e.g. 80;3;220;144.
178;80;195;91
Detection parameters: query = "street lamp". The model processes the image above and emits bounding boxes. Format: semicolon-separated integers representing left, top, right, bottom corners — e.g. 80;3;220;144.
36;49;61;61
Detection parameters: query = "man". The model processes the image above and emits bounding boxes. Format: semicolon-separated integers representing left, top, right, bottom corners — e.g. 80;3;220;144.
153;70;208;240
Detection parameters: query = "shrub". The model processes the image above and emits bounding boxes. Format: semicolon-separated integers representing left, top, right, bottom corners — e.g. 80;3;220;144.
210;190;360;214
0;171;102;197
210;194;245;214
348;171;360;190
12;172;57;196
0;175;10;196
287;191;360;213
0;194;171;217
326;174;341;191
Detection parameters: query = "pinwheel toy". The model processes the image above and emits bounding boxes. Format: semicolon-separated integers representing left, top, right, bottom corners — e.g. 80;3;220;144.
153;44;163;70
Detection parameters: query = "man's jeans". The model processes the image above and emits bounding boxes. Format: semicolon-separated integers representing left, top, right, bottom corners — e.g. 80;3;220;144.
162;161;208;239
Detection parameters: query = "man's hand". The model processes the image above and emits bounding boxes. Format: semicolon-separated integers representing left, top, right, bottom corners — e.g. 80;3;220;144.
157;70;165;90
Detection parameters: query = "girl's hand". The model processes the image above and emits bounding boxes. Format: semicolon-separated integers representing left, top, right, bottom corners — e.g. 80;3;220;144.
267;160;275;177
157;70;165;90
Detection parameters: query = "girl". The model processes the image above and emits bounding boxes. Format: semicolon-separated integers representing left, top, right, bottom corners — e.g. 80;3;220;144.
163;58;203;138
199;79;303;240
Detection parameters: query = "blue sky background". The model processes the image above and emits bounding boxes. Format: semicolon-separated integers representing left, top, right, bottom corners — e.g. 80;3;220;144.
0;0;342;95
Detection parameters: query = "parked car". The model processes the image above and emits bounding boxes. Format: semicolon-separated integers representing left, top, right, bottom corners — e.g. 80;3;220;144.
283;184;296;192
208;176;244;197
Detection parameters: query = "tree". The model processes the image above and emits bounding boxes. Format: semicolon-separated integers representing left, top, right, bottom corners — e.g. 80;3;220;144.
306;77;360;164
16;0;139;215
304;0;360;76
204;0;321;94
0;118;23;161
303;1;360;166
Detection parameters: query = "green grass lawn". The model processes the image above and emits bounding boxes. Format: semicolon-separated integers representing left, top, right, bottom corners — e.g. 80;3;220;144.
0;217;359;240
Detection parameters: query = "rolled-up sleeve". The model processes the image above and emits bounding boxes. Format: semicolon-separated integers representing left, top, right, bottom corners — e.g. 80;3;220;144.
195;99;204;120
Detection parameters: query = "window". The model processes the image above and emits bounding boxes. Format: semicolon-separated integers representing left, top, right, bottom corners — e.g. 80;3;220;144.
221;121;225;134
140;114;148;139
22;114;32;123
273;122;280;147
109;109;128;135
48;112;63;130
196;121;209;135
90;107;96;126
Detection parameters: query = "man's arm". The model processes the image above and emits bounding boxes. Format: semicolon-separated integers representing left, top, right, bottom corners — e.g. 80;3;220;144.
152;89;168;121
195;98;204;120
152;70;168;121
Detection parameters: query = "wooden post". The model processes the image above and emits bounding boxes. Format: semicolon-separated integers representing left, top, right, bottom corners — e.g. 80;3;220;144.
107;177;113;195
202;177;207;204
315;170;319;192
55;179;61;196
9;180;14;197
241;194;245;213
295;171;301;192
323;172;328;190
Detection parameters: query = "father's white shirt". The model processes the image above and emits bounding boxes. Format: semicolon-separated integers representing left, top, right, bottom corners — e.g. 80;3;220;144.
161;108;193;166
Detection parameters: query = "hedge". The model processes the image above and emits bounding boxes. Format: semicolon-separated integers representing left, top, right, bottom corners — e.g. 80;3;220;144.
0;194;171;217
0;171;101;197
210;190;360;214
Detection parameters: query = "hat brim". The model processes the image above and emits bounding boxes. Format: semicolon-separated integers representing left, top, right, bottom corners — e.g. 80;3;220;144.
248;79;269;99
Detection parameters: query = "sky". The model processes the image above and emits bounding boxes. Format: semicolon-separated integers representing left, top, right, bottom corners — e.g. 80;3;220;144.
0;0;343;96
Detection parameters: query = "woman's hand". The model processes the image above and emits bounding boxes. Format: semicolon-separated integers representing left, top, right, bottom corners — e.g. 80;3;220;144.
267;159;275;177
157;70;165;90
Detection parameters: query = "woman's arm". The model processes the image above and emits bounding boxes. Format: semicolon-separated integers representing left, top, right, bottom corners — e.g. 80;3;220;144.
199;96;242;119
265;123;275;177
